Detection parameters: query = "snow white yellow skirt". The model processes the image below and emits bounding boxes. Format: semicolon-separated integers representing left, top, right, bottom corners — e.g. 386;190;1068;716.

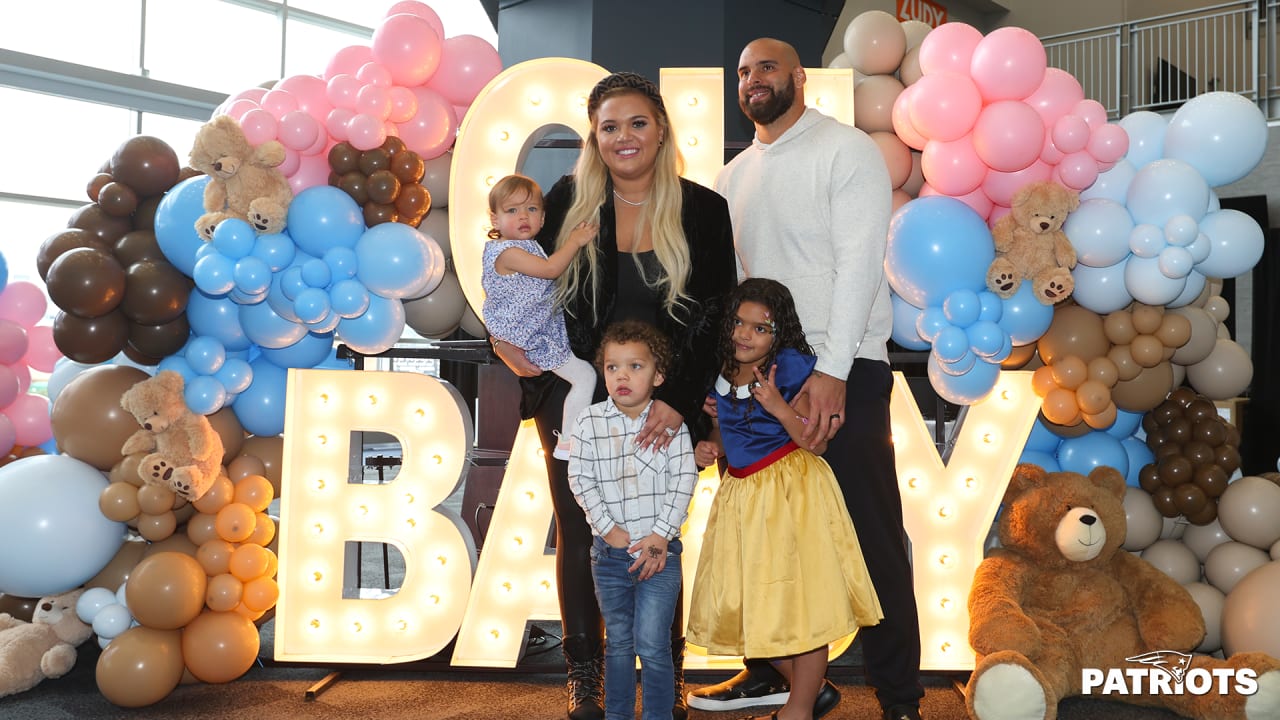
687;442;882;658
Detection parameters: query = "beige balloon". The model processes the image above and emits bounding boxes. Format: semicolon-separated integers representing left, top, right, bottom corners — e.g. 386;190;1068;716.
1168;307;1216;365
1183;581;1225;653
458;302;487;339
404;269;466;339
420;151;450;210
1221;560;1280;657
1272;538;1280;561
870;131;912;188
1111;362;1174;413
853;75;903;134
1204;294;1230;323
898;46;923;86
1217;476;1280;550
901;20;932;52
1204;541;1269;594
843;10;907;76
419;206;451;260
1182;517;1232;562
1122;487;1162;551
902;151;924;196
1140;538;1200;585
1185;338;1252;400
827;51;852;69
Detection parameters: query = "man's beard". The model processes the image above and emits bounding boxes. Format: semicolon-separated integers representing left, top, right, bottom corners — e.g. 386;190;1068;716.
740;76;796;126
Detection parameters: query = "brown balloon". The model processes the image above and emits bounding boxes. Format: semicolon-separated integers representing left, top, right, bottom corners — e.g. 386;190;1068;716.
390;150;425;183
1158;455;1193;487
239;435;284;497
53;309;130;364
49;364;149;470
114;230;165;267
1139;463;1162;493
382;136;407;156
1111;362;1173;413
126;553;208;630
128;314;192;361
1151;486;1179;518
363;202;398;226
208;407;246;464
1167;386;1198;408
85;540;148;590
0;593;39;623
1164;417;1192;445
328;142;361;175
1001;342;1038;369
121;259;192;324
1186;399;1218;424
87;172;114;202
110;135;181;197
338;171;369;205
1103;310;1136;345
359;148;391;175
1185;501;1218;526
181;610;260;683
121;343;164;367
37;227;109;281
1181;440;1214;468
1173;483;1208;516
1215;445;1242;475
1131;303;1164;335
395;183;430;222
69;201;134;247
366;169;401;205
96;626;185;707
47;247;127;318
1194;465;1230;498
1037;411;1091;439
98;182;139;218
133;195;163;231
1037;304;1109;365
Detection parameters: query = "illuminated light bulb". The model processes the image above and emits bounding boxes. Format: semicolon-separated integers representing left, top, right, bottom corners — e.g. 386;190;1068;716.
313;523;324;535
319;393;329;403
490;628;501;639
540;579;552;590
313;571;323;582
406;518;417;528
315;478;326;490
502;581;512;593
513;536;524;547
353;621;363;632
415;408;425;417
939;554;952;566
484;175;495;187
537;447;547;459
368;394;378;406
965;477;977;489
498;130;510;142
578;95;588;107
430;594;441;604
701;486;713;495
432;454;443;465
359;504;369;515
687;96;699;106
687;136;699;147
940;597;952;610
525;490;535;501
317;434;328;445
437;555;447;566
941;641;952;652
907;477;919;489
1001;389;1011;401
938;505;952;518
310;619;321;630
404;493;415;503
815;95;827;107
529;94;542;106
398;619;408;631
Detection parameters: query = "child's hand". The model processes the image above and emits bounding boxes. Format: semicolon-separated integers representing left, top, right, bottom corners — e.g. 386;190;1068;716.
694;440;722;469
628;533;669;581
701;393;718;419
568;220;599;248
750;364;786;416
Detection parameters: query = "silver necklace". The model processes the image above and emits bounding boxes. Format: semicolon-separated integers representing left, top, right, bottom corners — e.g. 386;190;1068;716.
612;189;648;207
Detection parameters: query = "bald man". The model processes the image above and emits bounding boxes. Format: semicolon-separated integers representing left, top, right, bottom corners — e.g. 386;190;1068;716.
688;38;926;720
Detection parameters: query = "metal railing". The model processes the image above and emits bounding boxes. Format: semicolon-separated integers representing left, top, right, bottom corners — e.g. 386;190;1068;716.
1040;1;1274;119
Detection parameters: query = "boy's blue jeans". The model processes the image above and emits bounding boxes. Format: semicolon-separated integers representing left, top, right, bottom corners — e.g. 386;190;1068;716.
590;535;682;720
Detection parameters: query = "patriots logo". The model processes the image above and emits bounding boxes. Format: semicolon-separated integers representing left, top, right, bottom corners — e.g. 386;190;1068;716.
1126;650;1195;685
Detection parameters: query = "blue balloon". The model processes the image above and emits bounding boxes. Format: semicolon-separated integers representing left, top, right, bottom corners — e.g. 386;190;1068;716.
1195;209;1265;279
324;246;359;280
266;275;303;323
916;306;949;343
301;258;332;289
1104;408;1144;439
885;197;995;308
260;331;336;369
280;266;306;301
231;358;288;437
184;335;227;375
287;186;364;258
356;223;435;299
330;279;372;319
1118;111;1167;169
936;349;976;376
292;287;331;324
933;326;969;363
1120;436;1155;488
943;289;981;328
1071;261;1134;314
211;218;256;260
154;175;210;277
317;346;354;370
891;292;929;350
926;352;999;405
214;357;253;394
1056;431;1129;478
0;251;8;292
336;293;406;354
967;320;1005;358
1080;159;1137;204
1128;224;1165;259
977;291;1003;323
239;300;307;349
1158;246;1194;279
234;256;272;296
1063;198;1134;268
996;283;1053;345
157;354;198;383
185;375;227;415
193;253;236;296
1126;159;1210;226
309;310;341;334
1017;449;1061;473
1124;255;1186;306
186;290;251;351
1164;91;1268;187
1167;270;1206;309
251;232;297;271
1025;417;1064;453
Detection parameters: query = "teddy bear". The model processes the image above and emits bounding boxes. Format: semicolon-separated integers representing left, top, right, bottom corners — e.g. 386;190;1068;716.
0;589;92;698
188;114;293;241
120;370;224;501
986;181;1080;305
965;463;1280;720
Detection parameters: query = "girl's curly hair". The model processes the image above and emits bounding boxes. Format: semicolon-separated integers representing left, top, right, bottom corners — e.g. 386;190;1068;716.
718;277;811;382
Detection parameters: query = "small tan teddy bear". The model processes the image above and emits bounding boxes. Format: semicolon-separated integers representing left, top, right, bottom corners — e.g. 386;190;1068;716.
0;589;92;699
966;463;1280;720
987;181;1080;305
188;114;293;241
120;371;224;501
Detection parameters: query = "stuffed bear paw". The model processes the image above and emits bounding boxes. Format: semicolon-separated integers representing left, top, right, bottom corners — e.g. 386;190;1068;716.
969;652;1052;720
1246;669;1280;720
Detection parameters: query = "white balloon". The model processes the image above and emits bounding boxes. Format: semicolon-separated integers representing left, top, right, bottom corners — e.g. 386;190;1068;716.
91;602;133;639
76;586;119;625
1183;581;1225;653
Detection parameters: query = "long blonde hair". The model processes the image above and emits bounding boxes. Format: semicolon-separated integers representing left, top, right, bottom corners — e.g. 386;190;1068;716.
555;73;692;323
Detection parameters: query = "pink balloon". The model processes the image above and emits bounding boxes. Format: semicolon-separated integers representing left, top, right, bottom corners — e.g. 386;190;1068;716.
325;45;374;81
287;153;332;195
224;99;259;123
397;87;458;159
1023;67;1085;125
972;100;1045;173
0;365;19;408
326;74;361;110
917;22;983;76
922;181;994;220
388;86;419;123
239;109;279;147
277;147;301;176
275;75;331;116
260;90;299;121
452;104;471;125
326;107;354;141
357;62;394;88
1051;114;1090;154
989;204;1012;226
0;282;48;327
356;85;393;120
303;130;330;157
372;13;443;87
229;87;267;105
982;160;1051;206
346;113;388;151
921;135;986;196
11;363;29;394
426;35;503;107
0;321;28;365
385;1;445;39
907;72;982;142
1073;99;1108;127
1040;132;1065;165
0;415;14;452
21;325;60;373
1055;150;1099;190
1087;123;1129;163
969;26;1047;102
3;392;51;447
891;85;928;150
277;110;321;152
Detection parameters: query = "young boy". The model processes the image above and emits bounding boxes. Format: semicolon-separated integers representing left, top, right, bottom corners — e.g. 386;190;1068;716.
567;320;697;720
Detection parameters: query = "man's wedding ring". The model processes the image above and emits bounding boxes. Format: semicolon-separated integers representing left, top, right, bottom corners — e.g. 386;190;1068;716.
664;427;676;437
